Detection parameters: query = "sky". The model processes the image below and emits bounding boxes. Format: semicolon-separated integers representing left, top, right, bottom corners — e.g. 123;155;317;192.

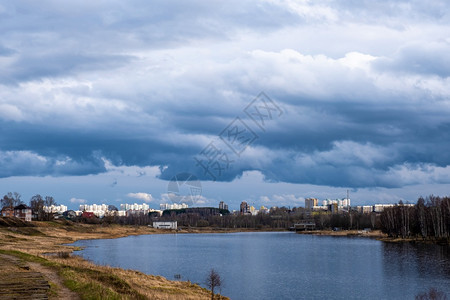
1;0;450;210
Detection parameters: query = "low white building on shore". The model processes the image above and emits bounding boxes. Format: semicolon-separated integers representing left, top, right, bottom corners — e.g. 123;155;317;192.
152;221;177;230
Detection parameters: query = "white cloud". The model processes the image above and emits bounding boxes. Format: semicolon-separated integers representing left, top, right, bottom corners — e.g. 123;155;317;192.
266;0;338;22
160;193;213;206
195;195;212;205
127;192;154;203
384;163;450;186
0;150;48;177
300;141;396;168
103;159;161;178
0;104;24;121
70;197;87;204
260;196;271;203
1;0;450;205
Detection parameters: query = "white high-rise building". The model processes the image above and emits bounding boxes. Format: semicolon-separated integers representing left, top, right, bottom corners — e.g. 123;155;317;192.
79;203;111;217
160;203;188;210
43;204;68;213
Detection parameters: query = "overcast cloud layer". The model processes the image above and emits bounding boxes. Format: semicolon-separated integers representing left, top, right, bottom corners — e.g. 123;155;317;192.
1;1;450;207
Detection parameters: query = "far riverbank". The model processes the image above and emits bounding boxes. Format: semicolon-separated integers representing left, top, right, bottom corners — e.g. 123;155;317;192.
296;229;386;238
296;229;450;245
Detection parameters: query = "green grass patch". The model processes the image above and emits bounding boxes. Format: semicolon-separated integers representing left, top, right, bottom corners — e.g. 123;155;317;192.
66;266;146;299
6;227;46;236
60;268;123;300
0;249;57;268
0;249;46;263
48;281;59;298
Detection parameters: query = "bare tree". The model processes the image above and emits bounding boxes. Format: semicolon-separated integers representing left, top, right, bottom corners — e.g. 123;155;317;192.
380;196;450;240
370;213;376;229
417;197;428;238
29;195;57;221
1;192;23;208
30;194;45;221
205;269;222;300
44;196;57;220
44;196;56;207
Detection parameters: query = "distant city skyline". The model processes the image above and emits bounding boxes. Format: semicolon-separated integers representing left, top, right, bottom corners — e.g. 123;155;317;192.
1;1;450;209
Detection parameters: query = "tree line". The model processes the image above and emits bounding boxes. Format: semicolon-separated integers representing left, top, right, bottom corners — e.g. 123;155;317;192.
1;192;58;221
104;196;448;239
155;206;381;230
50;205;379;229
2;190;448;241
380;195;450;240
0;191;381;229
1;192;23;208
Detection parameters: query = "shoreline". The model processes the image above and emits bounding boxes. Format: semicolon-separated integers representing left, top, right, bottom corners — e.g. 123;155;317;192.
0;221;234;299
295;229;450;245
0;221;290;299
0;221;292;299
1;220;291;256
1;220;446;254
1;220;447;298
3;220;445;255
295;229;386;239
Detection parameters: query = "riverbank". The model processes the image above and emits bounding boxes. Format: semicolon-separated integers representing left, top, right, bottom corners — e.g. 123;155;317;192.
3;220;445;299
0;219;229;299
296;229;386;239
296;229;450;244
377;236;450;245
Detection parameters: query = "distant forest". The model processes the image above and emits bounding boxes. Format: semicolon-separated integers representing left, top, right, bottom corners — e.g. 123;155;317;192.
1;192;449;241
380;196;449;240
108;195;450;242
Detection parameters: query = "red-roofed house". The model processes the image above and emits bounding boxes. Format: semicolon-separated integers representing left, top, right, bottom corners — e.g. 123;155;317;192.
81;211;95;218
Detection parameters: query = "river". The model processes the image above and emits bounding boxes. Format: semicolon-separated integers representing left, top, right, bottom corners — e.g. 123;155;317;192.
71;232;450;299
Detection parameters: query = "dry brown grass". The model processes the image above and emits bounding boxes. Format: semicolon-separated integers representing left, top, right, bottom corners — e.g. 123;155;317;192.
0;221;229;300
50;256;214;300
0;222;161;255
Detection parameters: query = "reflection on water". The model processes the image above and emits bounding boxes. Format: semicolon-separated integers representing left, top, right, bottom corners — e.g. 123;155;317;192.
382;242;450;298
71;232;450;300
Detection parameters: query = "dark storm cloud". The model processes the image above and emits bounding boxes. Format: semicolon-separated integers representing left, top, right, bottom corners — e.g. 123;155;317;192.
1;53;134;84
0;149;105;178
0;0;449;189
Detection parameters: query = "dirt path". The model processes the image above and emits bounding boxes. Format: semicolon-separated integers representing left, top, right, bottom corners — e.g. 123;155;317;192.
27;261;79;300
0;253;79;300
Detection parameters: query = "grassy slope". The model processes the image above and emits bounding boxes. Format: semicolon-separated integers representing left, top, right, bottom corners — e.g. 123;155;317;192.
0;219;227;300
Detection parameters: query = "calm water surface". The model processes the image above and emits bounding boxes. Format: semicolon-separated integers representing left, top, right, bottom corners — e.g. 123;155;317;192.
71;232;450;299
